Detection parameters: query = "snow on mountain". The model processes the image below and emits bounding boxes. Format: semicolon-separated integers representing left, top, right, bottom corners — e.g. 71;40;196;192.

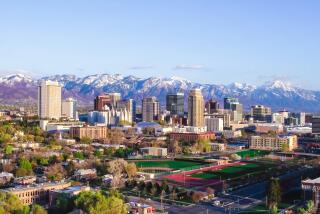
0;73;34;85
1;73;320;112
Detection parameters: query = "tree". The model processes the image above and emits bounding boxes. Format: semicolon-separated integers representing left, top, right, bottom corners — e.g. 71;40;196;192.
108;159;128;188
230;153;241;161
94;150;103;158
196;139;211;153
56;193;74;213
267;177;281;208
30;204;47;214
4;145;13;155
168;140;182;156
45;164;66;181
75;191;126;214
269;205;278;214
80;137;92;144
306;200;314;213
16;158;33;177
125;163;137;179
0;192;29;213
74;151;85;160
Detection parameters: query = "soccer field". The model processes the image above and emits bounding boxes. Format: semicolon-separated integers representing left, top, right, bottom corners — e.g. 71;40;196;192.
135;160;203;170
236;150;270;158
191;163;269;179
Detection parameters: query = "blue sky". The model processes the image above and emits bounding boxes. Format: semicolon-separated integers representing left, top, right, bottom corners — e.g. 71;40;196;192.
0;1;319;89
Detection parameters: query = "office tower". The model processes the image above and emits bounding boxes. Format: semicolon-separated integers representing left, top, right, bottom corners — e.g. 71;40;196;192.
38;80;62;120
188;89;204;127
142;97;160;122
224;97;243;122
116;99;136;122
205;99;219;114
224;97;239;110
94;93;121;111
166;92;184;116
297;112;306;126
251;105;272;122
205;117;223;132
62;98;78;120
312;116;320;135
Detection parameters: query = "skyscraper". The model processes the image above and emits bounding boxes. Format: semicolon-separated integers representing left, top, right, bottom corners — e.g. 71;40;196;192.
94;93;121;111
142;97;160;122
38;80;62;120
205;99;219;114
224;97;243;122
251;105;272;122
188;89;204;127
62;98;78;120
166;92;184;116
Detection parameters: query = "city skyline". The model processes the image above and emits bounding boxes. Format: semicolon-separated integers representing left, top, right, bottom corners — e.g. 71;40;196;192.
1;1;320;89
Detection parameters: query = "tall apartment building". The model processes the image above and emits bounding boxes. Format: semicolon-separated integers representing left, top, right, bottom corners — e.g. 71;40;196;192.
188;89;204;127
166;92;184;116
61;98;78;120
249;135;298;151
251;105;272;122
38;80;62;120
142;97;160;122
94;93;121;111
205;99;219;114
69;126;108;140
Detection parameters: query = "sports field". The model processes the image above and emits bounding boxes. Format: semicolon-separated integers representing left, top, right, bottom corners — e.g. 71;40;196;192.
236;150;270;159
134;160;203;170
191;163;264;179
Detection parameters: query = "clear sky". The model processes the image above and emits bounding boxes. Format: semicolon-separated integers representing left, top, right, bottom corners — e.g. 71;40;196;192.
0;0;319;89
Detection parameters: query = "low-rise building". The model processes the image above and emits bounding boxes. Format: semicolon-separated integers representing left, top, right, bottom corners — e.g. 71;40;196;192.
210;143;226;151
49;185;90;206
14;176;37;185
302;177;320;206
0;172;14;185
69;126;108;140
1;182;71;205
73;169;97;181
140;147;168;157
249;135;298;151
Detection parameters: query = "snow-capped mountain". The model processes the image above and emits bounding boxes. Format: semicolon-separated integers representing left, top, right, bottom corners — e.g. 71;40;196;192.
0;73;320;112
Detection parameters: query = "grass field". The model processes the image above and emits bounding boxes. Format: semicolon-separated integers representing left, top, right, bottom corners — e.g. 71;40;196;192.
236;150;270;159
134;160;203;170
191;163;271;179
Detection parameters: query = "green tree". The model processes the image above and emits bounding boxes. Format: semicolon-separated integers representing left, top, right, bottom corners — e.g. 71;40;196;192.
30;204;47;214
56;193;74;213
267;177;281;208
4;145;13;155
74;151;84;160
94;150;103;158
80;137;92;144
16;158;33;177
0;192;29;213
75;191;126;214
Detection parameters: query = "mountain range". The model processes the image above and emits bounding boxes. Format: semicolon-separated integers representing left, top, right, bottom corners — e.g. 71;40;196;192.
0;73;319;112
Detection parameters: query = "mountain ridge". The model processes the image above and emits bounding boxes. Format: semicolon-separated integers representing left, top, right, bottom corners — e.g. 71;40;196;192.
0;73;319;112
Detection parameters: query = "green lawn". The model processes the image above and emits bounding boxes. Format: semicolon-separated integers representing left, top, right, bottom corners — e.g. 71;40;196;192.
190;163;272;180
236;150;270;159
135;160;203;170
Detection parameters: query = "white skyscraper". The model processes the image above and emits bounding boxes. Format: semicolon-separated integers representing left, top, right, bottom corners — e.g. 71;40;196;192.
38;80;62;120
62;98;78;120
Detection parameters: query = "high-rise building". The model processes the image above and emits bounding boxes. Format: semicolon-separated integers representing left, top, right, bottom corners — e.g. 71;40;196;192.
224;97;239;110
117;99;136;122
188;89;204;127
142;97;160;122
205;117;223;132
205;99;219;114
166;92;184;116
224;97;243;122
94;93;121;111
62;98;78;120
38;80;62;120
312;116;320;135
251;105;272;122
